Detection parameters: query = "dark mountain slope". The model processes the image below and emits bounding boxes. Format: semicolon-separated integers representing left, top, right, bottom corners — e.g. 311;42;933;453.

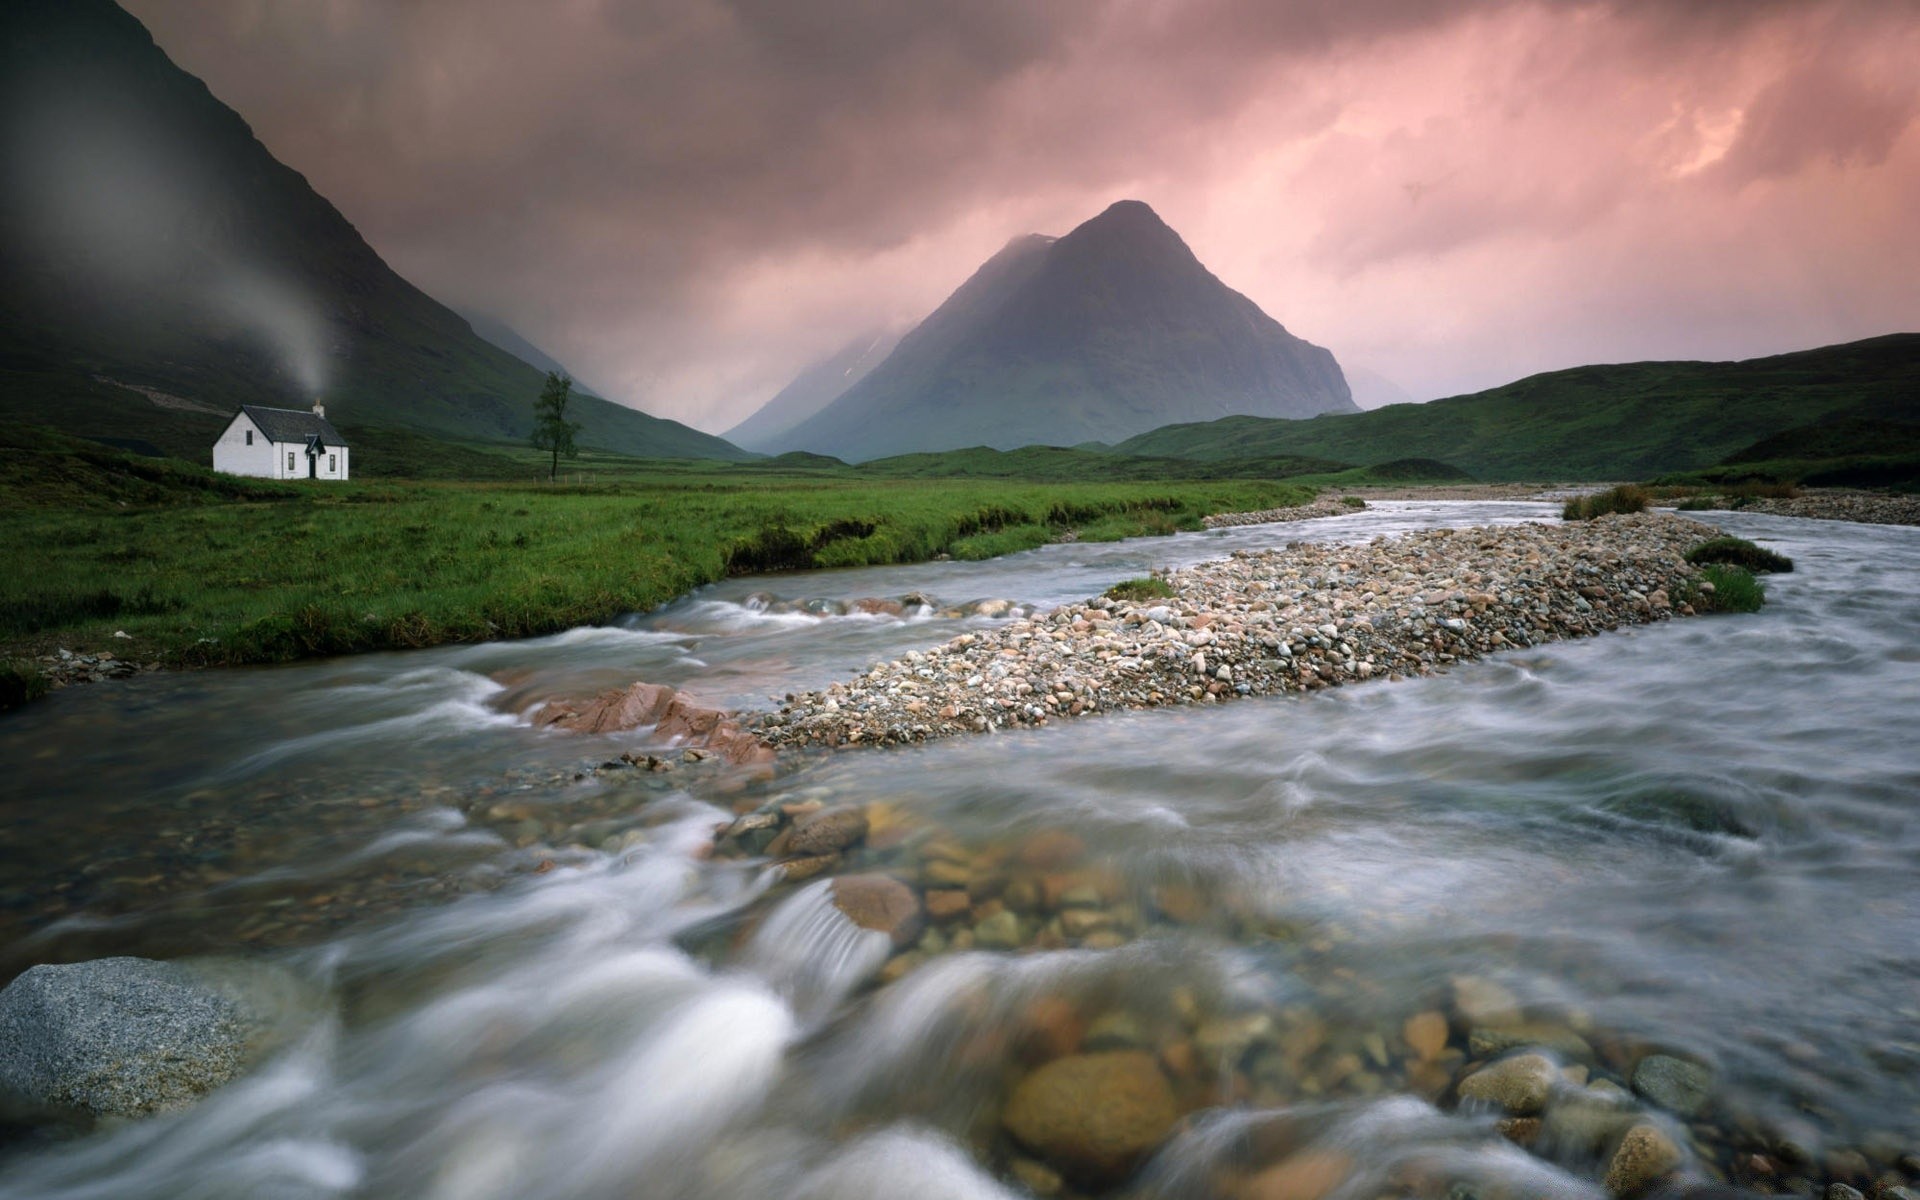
0;0;748;462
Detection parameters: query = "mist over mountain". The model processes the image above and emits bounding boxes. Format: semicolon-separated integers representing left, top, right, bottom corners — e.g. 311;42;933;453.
771;201;1353;460
724;327;902;453
1346;366;1418;410
456;311;610;401
0;0;746;462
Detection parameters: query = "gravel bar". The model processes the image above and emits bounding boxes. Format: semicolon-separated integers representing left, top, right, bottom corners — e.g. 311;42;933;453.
750;513;1721;751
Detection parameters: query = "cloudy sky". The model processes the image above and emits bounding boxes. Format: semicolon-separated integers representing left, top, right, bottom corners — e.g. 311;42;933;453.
124;0;1920;430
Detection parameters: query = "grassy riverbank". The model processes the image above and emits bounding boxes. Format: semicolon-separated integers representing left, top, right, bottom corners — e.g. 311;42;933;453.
0;426;1313;689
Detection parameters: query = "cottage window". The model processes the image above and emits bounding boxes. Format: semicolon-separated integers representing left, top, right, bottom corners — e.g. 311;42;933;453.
245;429;253;445
329;454;337;472
287;451;295;471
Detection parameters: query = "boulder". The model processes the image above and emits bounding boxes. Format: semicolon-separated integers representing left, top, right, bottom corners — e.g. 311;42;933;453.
0;957;294;1119
829;875;923;947
1002;1051;1179;1183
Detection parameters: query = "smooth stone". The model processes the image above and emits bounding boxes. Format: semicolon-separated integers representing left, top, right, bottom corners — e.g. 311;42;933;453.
1631;1054;1713;1117
829;874;923;947
1543;1087;1640;1153
1605;1124;1684;1196
1457;1052;1558;1116
1001;1051;1179;1183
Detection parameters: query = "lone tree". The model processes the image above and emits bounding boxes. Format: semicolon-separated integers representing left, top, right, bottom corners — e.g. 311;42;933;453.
531;371;581;481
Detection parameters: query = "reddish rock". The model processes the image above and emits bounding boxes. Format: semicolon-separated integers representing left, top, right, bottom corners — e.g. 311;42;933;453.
829;874;922;946
529;680;773;764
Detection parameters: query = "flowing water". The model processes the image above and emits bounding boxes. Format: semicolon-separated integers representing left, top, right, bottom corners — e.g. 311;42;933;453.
1;502;1916;1199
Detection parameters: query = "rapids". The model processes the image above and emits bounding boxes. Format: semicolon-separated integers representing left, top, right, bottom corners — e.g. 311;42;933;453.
1;501;1915;1199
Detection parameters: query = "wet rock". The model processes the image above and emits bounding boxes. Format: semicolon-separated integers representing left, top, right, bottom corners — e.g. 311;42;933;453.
1009;1157;1064;1197
974;910;1023;950
1195;1013;1274;1065
829;874;922;947
769;805;870;858
1404;1010;1450;1061
1632;1054;1712;1117
1470;1022;1594;1061
923;889;971;922
1825;1186;1866;1200
1543;1086;1639;1153
0;957;292;1119
1457;1052;1558;1115
1082;1011;1148;1052
533;680;675;733
1242;1150;1354;1200
1452;976;1523;1027
1002;1051;1179;1183
1605;1123;1684;1196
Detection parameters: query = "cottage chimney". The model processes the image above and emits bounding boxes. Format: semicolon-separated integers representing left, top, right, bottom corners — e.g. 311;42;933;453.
312;401;325;419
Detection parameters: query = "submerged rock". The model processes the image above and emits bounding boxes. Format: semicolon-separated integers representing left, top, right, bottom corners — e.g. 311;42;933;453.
1457;1052;1558;1115
828;874;922;947
1002;1050;1179;1183
1631;1054;1712;1117
0;957;295;1120
1605;1123;1684;1196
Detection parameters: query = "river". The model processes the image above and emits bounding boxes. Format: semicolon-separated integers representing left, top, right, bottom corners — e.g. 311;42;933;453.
1;501;1915;1199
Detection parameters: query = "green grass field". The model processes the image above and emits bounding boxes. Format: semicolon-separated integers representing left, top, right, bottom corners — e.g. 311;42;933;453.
0;425;1313;687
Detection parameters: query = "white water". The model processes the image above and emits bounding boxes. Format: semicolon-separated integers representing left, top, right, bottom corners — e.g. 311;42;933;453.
2;503;1916;1197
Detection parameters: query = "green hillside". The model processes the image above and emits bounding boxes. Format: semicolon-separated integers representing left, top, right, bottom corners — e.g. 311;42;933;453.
0;0;749;464
1112;335;1920;480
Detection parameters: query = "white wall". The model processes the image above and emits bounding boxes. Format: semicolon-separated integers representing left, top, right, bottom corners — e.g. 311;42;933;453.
211;414;279;477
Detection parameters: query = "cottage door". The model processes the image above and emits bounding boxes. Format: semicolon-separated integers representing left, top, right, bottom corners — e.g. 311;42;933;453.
308;451;317;478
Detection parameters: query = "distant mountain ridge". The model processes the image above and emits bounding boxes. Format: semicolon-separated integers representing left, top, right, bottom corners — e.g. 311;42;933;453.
724;327;902;452
1111;334;1920;481
767;201;1354;460
0;0;749;463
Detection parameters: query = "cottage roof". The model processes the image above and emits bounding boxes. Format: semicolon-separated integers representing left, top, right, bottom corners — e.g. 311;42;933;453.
236;405;349;447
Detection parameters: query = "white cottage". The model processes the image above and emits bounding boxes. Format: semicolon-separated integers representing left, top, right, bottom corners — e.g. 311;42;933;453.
212;403;351;480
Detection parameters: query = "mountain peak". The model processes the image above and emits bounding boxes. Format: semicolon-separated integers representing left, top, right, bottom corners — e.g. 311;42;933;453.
771;200;1354;460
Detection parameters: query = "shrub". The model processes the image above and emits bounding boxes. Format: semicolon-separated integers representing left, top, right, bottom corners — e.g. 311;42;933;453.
1674;496;1720;511
1693;564;1765;613
0;659;49;711
1340;495;1367;509
1686;536;1793;574
1562;485;1651;521
1104;577;1176;602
